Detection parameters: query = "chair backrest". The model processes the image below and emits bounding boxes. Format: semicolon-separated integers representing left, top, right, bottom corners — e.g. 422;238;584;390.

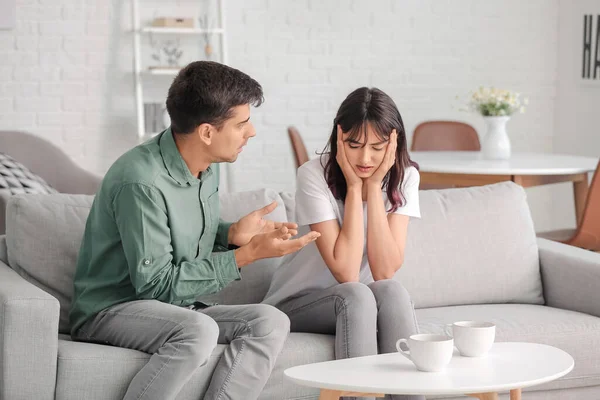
411;121;481;151
287;126;309;169
570;162;600;251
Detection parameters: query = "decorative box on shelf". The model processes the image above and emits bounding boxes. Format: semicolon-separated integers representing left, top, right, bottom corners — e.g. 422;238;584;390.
147;66;181;75
151;17;194;28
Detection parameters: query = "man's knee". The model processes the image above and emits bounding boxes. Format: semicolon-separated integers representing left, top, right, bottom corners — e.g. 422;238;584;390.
369;279;411;303
333;282;377;313
176;312;220;362
248;304;291;339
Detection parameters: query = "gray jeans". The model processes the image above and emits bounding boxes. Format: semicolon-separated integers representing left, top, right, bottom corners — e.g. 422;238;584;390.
275;280;424;400
73;300;290;400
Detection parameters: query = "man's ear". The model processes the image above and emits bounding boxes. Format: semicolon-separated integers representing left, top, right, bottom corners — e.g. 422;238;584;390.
197;123;213;145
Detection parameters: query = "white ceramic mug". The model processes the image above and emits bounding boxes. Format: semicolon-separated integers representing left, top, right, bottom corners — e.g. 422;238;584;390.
444;321;496;357
395;334;454;372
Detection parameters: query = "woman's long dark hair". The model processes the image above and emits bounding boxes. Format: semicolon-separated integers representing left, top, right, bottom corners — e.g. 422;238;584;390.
320;87;417;212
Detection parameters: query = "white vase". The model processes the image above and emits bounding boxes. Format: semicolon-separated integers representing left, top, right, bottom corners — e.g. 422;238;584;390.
481;116;511;160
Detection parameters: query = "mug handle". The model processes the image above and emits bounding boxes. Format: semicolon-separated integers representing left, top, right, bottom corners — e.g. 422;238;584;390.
444;323;453;338
395;339;411;360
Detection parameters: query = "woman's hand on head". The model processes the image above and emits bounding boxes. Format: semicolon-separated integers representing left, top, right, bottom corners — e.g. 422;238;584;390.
367;129;397;186
336;125;363;188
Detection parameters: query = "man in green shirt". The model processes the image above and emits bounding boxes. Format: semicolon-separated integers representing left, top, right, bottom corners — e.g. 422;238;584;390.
69;61;320;400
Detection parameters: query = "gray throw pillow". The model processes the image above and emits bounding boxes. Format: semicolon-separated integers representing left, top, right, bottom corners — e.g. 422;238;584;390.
0;152;57;195
0;152;58;234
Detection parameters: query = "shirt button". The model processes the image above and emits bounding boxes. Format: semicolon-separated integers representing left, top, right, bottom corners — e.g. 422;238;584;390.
143;259;150;265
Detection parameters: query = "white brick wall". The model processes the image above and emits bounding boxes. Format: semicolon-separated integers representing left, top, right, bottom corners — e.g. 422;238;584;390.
0;0;573;231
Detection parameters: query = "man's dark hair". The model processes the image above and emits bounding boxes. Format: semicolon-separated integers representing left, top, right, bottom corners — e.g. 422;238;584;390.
166;61;264;134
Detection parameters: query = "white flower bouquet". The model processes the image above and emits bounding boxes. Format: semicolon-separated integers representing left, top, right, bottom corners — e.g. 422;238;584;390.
466;87;528;117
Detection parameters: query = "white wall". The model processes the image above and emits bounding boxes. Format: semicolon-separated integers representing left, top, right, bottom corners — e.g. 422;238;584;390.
0;0;138;174
0;0;566;230
553;0;600;229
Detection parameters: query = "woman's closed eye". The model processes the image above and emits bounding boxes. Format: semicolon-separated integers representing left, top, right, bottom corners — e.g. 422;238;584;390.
348;144;385;150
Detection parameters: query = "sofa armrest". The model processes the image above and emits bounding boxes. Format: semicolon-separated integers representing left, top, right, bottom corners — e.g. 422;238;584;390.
0;261;59;400
539;238;600;317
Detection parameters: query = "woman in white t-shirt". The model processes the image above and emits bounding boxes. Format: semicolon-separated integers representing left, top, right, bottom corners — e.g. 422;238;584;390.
263;87;423;400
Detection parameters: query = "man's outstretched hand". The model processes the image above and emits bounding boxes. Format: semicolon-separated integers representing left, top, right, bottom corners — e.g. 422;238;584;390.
234;226;321;268
228;201;299;247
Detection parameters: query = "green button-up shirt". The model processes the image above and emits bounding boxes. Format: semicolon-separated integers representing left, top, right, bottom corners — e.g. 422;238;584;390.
69;128;241;336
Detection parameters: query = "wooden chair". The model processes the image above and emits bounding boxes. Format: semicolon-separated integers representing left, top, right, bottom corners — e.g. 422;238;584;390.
411;121;481;189
538;161;600;252
288;126;309;169
411;120;481;151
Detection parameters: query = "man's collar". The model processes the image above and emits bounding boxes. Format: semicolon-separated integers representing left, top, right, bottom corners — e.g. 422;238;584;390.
159;128;212;186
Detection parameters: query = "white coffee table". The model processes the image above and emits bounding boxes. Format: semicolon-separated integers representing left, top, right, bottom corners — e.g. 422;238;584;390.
285;342;574;400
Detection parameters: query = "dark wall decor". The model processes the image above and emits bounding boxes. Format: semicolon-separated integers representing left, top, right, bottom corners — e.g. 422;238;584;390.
582;14;600;80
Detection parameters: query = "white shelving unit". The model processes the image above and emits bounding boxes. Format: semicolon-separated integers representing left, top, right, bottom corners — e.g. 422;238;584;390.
130;0;232;192
141;27;225;34
131;0;228;140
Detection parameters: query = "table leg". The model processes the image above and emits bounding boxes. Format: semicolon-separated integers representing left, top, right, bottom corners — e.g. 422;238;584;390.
574;176;589;225
319;389;384;399
467;393;498;400
510;388;522;400
319;390;343;400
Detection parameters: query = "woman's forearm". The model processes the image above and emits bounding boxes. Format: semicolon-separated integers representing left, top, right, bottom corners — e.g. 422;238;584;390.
331;184;364;282
366;183;403;280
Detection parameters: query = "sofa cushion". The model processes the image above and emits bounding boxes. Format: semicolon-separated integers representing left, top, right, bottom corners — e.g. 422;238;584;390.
416;303;600;393
397;182;543;308
6;194;93;333
218;187;288;224
0;234;7;264
279;191;296;222
56;332;332;400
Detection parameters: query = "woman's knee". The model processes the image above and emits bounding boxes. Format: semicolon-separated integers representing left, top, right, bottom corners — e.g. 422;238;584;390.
369;279;411;304
333;282;377;312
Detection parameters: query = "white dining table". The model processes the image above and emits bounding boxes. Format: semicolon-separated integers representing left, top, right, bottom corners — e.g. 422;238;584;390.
409;151;599;224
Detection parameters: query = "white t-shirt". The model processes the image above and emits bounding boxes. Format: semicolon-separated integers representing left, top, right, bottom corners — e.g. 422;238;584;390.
262;157;421;306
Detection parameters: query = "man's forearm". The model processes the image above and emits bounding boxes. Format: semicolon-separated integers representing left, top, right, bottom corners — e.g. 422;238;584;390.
132;251;241;302
234;244;257;268
216;220;234;248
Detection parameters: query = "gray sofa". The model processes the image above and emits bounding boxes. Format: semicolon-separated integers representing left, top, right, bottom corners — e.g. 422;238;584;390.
0;130;102;234
1;182;600;400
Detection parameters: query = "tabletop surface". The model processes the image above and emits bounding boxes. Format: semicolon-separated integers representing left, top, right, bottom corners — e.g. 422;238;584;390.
409;151;599;175
284;342;574;396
